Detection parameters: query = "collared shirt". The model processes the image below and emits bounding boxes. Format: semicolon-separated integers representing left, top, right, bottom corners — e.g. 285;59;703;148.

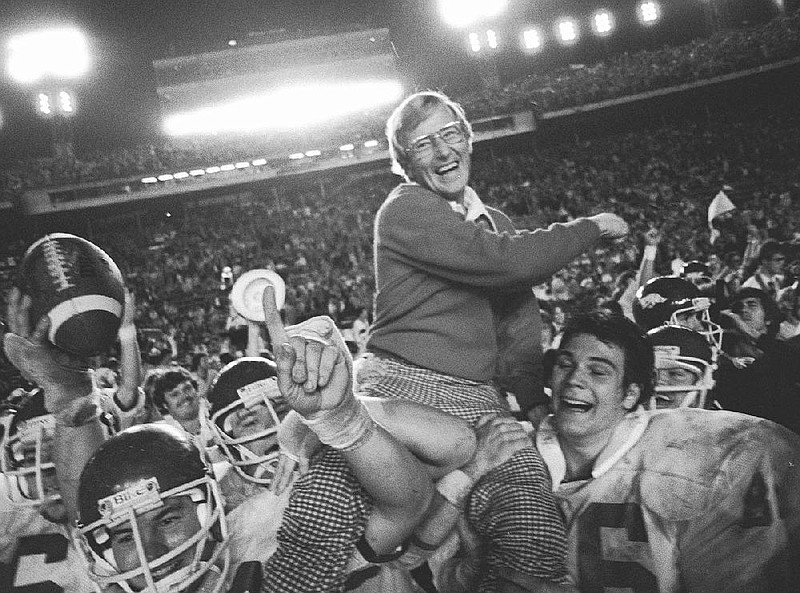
447;187;496;231
742;271;784;295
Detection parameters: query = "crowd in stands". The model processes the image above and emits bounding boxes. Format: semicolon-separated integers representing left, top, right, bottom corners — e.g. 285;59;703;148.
2;88;798;368
459;8;800;118
2;10;799;197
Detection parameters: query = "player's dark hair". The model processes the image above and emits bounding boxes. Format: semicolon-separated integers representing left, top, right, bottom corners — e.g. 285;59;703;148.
560;309;654;406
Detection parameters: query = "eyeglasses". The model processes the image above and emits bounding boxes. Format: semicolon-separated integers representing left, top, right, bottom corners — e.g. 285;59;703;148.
405;121;466;157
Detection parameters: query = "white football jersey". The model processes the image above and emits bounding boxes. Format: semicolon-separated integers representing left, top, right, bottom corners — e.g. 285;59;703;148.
0;481;97;593
538;408;800;593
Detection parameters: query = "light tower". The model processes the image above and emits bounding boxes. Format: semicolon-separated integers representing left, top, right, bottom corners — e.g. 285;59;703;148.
439;0;508;89
6;27;90;158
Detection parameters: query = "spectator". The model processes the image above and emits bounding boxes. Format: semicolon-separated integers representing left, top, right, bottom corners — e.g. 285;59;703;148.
716;287;800;433
742;240;788;298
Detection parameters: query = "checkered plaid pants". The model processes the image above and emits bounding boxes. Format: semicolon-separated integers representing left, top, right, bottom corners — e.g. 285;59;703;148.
355;353;568;591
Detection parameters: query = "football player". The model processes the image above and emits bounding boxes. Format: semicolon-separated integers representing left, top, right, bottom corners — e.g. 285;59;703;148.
4;286;468;593
0;387;97;593
535;309;800;592
76;423;230;593
203;294;477;592
646;325;717;410
633;275;723;352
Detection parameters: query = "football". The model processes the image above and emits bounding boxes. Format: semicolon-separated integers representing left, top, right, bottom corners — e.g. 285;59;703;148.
18;233;125;357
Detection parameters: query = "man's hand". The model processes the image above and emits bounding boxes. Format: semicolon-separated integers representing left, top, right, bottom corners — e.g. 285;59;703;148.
461;415;532;481
644;228;661;246
589;213;629;240
271;410;322;494
3;287;93;420
262;286;351;418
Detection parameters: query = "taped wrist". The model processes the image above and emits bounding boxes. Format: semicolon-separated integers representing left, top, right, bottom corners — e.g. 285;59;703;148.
436;470;475;510
301;395;375;451
117;325;137;341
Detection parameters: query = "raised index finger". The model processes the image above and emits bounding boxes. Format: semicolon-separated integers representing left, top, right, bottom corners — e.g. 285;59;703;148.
262;284;289;348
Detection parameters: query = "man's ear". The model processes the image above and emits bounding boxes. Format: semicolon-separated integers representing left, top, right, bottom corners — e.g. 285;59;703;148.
622;384;641;411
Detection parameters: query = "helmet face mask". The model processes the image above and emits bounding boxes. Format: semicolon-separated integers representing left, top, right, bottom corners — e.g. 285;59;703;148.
206;358;282;485
668;297;724;353
0;388;62;508
648;326;716;410
76;425;229;593
208;390;281;485
634;277;723;353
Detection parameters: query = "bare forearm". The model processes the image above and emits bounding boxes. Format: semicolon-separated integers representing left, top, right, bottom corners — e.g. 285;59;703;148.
116;329;143;408
54;414;106;524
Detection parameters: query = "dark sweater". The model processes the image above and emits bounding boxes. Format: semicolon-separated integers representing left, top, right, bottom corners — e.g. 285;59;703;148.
368;183;602;382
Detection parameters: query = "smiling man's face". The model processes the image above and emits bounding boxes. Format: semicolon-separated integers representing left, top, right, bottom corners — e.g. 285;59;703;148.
108;495;203;592
551;333;638;442
163;381;201;422
403;103;472;202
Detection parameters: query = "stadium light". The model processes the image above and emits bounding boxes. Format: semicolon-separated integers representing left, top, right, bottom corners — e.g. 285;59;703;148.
163;80;404;136
289;153;305;160
35;90;76;117
37;92;51;116
638;1;661;25
251;158;267;166
469;32;482;52
8;28;90;84
592;10;615;36
522;28;543;51
439;0;508;28
58;90;74;114
219;163;236;171
486;30;498;49
364;140;379;148
556;18;580;45
173;171;189;179
305;149;322;157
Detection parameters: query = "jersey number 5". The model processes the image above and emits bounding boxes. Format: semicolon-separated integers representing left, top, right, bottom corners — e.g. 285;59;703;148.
11;533;69;593
577;502;658;593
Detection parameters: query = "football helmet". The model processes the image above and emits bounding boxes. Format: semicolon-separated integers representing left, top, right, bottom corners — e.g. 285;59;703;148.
0;387;61;507
633;276;723;351
647;325;716;410
681;260;715;294
205;357;281;485
76;424;229;593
